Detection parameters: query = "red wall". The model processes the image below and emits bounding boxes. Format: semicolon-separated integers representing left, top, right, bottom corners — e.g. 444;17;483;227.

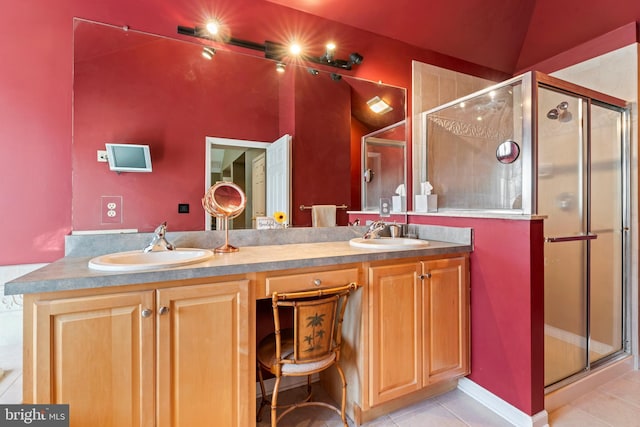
1;0;505;265
424;216;545;415
290;66;351;226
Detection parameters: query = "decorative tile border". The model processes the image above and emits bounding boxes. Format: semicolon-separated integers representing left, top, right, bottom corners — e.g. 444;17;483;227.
0;264;44;312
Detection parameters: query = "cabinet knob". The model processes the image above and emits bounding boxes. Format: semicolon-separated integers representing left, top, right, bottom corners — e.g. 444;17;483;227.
158;306;170;315
419;273;432;280
313;279;322;287
141;308;153;318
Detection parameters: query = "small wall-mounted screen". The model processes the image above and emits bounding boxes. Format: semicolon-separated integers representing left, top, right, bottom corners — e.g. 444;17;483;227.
105;143;152;173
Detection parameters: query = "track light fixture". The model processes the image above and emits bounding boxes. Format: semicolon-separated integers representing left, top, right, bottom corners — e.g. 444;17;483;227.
322;42;336;61
201;46;216;60
177;24;364;70
349;52;364;66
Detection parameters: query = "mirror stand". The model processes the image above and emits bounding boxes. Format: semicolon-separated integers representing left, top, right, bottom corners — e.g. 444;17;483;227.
215;217;239;253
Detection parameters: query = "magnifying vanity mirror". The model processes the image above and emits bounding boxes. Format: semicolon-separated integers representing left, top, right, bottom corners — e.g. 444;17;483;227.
202;182;247;253
71;18;407;233
496;140;520;164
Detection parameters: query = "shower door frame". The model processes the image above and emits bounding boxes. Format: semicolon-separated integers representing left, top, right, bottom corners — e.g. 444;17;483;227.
534;73;632;391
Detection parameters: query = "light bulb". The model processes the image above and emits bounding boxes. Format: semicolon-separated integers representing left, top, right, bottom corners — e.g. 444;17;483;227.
205;21;219;35
289;43;302;55
325;42;336;61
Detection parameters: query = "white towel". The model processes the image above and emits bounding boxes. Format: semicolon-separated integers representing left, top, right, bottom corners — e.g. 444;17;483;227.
312;205;337;227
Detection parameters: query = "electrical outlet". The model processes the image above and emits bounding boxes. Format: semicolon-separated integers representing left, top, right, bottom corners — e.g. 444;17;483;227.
97;150;108;162
101;196;122;224
379;198;391;217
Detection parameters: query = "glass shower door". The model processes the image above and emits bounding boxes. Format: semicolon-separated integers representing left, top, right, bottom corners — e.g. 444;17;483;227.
539;86;626;387
539;89;589;386
588;103;625;365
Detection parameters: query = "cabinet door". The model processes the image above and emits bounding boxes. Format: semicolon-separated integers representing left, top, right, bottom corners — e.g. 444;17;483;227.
422;257;469;385
368;262;422;406
156;280;252;427
33;291;155;427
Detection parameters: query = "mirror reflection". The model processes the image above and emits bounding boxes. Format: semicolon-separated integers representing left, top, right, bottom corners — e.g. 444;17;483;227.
362;122;407;212
72;19;406;232
205;135;290;230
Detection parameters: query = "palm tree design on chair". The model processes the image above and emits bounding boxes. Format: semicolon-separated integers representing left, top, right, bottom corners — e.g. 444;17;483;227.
304;312;326;352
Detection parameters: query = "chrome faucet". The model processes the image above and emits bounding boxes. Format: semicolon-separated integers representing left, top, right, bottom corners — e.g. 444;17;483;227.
144;222;175;252
363;220;386;239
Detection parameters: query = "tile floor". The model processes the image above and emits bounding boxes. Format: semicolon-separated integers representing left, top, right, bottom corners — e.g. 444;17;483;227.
254;369;640;426
2;348;640;426
0;343;21;404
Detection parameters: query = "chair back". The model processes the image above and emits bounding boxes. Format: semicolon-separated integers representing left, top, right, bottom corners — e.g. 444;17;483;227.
272;282;359;366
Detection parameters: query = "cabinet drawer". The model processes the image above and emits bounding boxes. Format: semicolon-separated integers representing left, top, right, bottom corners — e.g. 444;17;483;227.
264;268;359;297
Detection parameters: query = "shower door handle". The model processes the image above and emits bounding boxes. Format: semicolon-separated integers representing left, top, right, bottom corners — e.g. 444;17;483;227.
544;233;598;243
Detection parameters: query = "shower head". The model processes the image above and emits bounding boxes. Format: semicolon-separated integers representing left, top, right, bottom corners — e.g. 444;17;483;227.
547;101;571;121
547;108;559;120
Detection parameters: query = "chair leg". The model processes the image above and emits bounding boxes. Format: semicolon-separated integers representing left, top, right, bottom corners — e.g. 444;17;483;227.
271;376;281;427
335;362;348;427
256;365;270;422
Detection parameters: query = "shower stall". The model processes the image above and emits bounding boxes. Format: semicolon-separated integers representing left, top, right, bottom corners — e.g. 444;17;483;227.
415;71;631;390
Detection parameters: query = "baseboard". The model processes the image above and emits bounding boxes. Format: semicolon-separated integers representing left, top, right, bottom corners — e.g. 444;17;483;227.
256;374;319;398
457;378;549;427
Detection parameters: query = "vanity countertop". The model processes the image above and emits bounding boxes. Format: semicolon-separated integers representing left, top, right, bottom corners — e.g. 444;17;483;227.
5;239;470;295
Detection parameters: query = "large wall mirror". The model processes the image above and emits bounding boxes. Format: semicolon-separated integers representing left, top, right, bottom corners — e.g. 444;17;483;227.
72;18;406;232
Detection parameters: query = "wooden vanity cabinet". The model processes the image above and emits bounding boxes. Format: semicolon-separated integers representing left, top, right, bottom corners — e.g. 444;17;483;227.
22;252;469;427
156;280;251;427
367;255;469;407
28;290;155;427
24;278;252;427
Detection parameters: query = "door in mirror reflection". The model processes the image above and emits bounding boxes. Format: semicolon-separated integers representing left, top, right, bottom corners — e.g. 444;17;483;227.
206;135;290;230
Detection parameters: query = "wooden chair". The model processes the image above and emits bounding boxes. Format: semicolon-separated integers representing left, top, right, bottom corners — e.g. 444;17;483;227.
256;282;360;426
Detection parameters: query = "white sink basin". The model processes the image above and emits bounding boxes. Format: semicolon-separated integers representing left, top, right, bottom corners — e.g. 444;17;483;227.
349;237;429;250
88;248;214;272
